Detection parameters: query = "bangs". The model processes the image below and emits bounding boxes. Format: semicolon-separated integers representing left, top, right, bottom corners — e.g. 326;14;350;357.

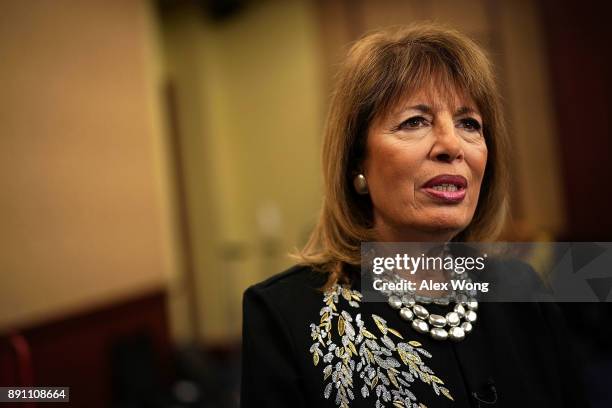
369;41;488;126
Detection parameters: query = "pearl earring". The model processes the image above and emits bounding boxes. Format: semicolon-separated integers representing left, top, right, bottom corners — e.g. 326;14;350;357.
353;174;369;195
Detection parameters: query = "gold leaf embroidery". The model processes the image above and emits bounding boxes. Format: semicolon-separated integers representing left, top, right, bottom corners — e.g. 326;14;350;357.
398;349;410;365
321;312;329;323
348;340;357;356
400;350;421;364
309;283;454;406
372;314;388;335
387;327;404;339
441;386;454;401
430;375;444;384
388;369;399;388
362;328;377;339
366;349;374;364
342;287;352;301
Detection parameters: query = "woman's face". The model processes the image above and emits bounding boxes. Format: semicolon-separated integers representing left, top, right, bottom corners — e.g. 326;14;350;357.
363;86;488;241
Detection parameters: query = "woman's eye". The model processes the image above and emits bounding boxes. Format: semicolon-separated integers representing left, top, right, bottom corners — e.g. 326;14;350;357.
458;118;482;132
399;116;428;130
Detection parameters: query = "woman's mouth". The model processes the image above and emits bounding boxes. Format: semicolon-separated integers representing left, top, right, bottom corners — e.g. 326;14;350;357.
421;175;467;203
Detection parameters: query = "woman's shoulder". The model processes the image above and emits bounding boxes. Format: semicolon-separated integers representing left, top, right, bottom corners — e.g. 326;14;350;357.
247;263;329;293
475;255;549;301
243;264;330;312
249;263;327;290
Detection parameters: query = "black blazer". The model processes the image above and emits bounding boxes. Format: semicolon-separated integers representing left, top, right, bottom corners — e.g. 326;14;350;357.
240;264;588;407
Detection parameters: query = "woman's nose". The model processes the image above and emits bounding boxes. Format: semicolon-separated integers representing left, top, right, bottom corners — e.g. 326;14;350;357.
429;118;464;163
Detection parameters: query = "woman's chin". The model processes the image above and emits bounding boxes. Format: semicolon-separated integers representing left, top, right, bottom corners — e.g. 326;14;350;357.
411;212;471;236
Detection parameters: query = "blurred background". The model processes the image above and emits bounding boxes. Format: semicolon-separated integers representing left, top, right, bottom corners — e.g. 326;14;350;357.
1;0;611;407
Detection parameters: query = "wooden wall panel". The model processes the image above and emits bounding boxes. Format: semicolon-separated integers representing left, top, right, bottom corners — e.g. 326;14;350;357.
0;291;171;408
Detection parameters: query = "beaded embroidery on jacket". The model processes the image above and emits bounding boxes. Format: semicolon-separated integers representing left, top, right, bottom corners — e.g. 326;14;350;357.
309;283;454;408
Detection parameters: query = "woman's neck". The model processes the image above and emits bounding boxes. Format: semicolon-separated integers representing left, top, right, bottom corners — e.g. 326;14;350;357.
372;221;456;298
373;219;456;243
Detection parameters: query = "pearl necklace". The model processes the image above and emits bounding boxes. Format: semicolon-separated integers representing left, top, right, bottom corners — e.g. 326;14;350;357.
387;292;478;341
382;269;478;341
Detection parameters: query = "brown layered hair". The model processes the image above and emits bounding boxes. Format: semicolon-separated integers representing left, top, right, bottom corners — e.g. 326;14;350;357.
294;23;510;288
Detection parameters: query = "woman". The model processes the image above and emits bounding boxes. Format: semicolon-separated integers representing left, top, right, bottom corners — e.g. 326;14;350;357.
241;24;587;407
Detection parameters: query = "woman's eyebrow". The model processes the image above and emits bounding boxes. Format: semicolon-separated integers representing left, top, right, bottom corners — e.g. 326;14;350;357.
455;106;481;117
400;104;433;114
398;104;481;117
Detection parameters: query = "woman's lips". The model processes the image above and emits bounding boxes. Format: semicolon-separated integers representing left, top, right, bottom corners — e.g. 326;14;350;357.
421;175;468;203
422;187;466;202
